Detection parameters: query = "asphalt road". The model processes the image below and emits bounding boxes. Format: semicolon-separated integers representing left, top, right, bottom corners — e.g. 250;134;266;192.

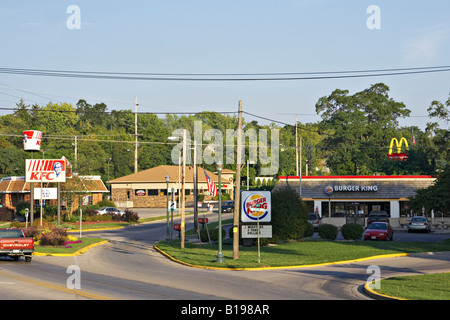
0;209;449;305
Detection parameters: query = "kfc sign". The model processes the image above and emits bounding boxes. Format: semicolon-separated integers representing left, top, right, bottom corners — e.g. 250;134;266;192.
25;159;66;182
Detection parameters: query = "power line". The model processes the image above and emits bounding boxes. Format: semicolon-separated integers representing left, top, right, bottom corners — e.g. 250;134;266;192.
0;65;449;81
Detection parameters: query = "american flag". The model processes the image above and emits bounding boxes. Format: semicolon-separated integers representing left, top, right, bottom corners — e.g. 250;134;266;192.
204;169;217;197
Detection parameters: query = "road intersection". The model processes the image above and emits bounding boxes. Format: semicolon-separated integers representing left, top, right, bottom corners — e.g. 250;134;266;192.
0;209;449;303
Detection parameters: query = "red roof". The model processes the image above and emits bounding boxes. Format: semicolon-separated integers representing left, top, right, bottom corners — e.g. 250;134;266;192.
279;175;434;180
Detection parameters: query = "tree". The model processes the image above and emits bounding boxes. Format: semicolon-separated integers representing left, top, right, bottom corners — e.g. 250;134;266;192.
316;83;411;175
409;165;450;216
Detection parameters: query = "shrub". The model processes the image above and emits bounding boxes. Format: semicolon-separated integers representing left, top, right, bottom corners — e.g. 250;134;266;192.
0;207;14;221
341;223;364;240
304;222;314;238
22;224;68;246
271;185;308;240
123;209;139;223
15;201;30;216
318;223;338;240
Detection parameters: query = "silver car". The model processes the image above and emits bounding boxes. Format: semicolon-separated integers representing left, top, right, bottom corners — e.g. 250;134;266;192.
408;216;431;233
308;213;322;230
95;207;124;216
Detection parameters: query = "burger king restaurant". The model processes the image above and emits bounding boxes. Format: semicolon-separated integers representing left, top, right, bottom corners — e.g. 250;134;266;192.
276;175;436;227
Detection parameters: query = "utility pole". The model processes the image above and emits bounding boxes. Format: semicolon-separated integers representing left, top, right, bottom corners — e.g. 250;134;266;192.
134;96;138;173
181;129;186;249
193;141;199;233
295;115;298;176
299;136;302;196
233;100;243;260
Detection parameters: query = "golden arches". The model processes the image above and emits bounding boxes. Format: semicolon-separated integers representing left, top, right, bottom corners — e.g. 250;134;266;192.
388;137;409;155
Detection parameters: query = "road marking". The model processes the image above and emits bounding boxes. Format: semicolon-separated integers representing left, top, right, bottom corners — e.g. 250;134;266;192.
0;270;114;300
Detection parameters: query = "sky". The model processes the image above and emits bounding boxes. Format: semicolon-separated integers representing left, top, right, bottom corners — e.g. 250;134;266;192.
0;1;449;130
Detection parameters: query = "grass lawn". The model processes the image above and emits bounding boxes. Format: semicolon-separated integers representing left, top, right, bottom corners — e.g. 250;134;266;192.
34;237;106;255
375;273;450;300
156;239;450;269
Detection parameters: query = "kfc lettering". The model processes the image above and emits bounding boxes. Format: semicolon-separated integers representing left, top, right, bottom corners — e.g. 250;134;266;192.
25;159;66;183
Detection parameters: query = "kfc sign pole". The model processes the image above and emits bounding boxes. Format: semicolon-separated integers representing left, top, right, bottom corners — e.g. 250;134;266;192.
26;158;66;227
22;130;43;225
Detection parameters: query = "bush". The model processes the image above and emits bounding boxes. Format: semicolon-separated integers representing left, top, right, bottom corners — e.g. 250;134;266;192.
304;222;314;238
318;223;338;240
0;207;14;221
341;223;364;240
15;201;30;216
271;185;308;240
123;209;139;223
22;224;68;246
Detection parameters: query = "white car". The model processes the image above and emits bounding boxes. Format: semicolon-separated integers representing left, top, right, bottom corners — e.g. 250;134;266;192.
95;207;124;215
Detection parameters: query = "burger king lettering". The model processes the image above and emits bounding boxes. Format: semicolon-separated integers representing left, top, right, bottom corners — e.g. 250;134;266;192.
241;191;271;222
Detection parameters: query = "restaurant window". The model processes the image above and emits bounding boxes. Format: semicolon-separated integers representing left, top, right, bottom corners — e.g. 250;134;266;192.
147;189;159;196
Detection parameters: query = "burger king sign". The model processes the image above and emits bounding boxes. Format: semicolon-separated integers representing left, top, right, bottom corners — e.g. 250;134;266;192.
241;191;271;223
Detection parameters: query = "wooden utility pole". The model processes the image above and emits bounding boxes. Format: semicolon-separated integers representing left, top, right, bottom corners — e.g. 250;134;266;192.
134;96;138;173
181;129;186;249
233;100;243;260
295;115;298;176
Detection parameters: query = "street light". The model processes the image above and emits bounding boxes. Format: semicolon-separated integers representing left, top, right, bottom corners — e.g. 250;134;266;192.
168;131;187;249
166;174;170;243
216;161;225;263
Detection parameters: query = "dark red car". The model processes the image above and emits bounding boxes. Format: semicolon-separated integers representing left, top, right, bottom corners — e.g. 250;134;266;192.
363;222;394;241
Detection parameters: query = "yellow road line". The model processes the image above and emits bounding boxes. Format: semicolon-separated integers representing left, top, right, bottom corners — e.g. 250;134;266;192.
0;270;114;300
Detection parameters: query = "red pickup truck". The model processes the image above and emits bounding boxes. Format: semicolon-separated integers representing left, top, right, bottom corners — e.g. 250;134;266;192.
0;228;34;262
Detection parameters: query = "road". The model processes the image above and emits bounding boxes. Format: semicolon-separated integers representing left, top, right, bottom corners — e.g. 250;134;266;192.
0;209;449;305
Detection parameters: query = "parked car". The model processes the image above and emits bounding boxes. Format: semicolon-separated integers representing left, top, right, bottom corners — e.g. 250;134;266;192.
221;201;234;213
308;213;322;230
364;222;394;241
95;207;124;216
367;210;389;226
408;216;431;233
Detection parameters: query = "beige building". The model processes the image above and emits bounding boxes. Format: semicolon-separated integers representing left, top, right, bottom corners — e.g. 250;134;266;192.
108;165;234;208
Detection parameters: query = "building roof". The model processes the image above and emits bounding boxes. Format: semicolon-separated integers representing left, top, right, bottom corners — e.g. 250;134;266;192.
108;165;232;184
0;175;108;193
276;175;436;200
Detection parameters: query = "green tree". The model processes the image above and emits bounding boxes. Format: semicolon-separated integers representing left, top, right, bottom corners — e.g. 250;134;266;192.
316;83;411;175
409;165;450;216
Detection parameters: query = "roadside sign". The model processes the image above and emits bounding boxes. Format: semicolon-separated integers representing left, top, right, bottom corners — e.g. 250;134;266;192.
25;159;66;183
169;201;177;211
33;188;57;200
241;225;272;238
241;191;271;222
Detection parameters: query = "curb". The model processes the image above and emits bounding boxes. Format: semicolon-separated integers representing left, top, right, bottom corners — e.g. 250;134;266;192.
363;282;407;300
153;244;410;271
33;240;109;257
